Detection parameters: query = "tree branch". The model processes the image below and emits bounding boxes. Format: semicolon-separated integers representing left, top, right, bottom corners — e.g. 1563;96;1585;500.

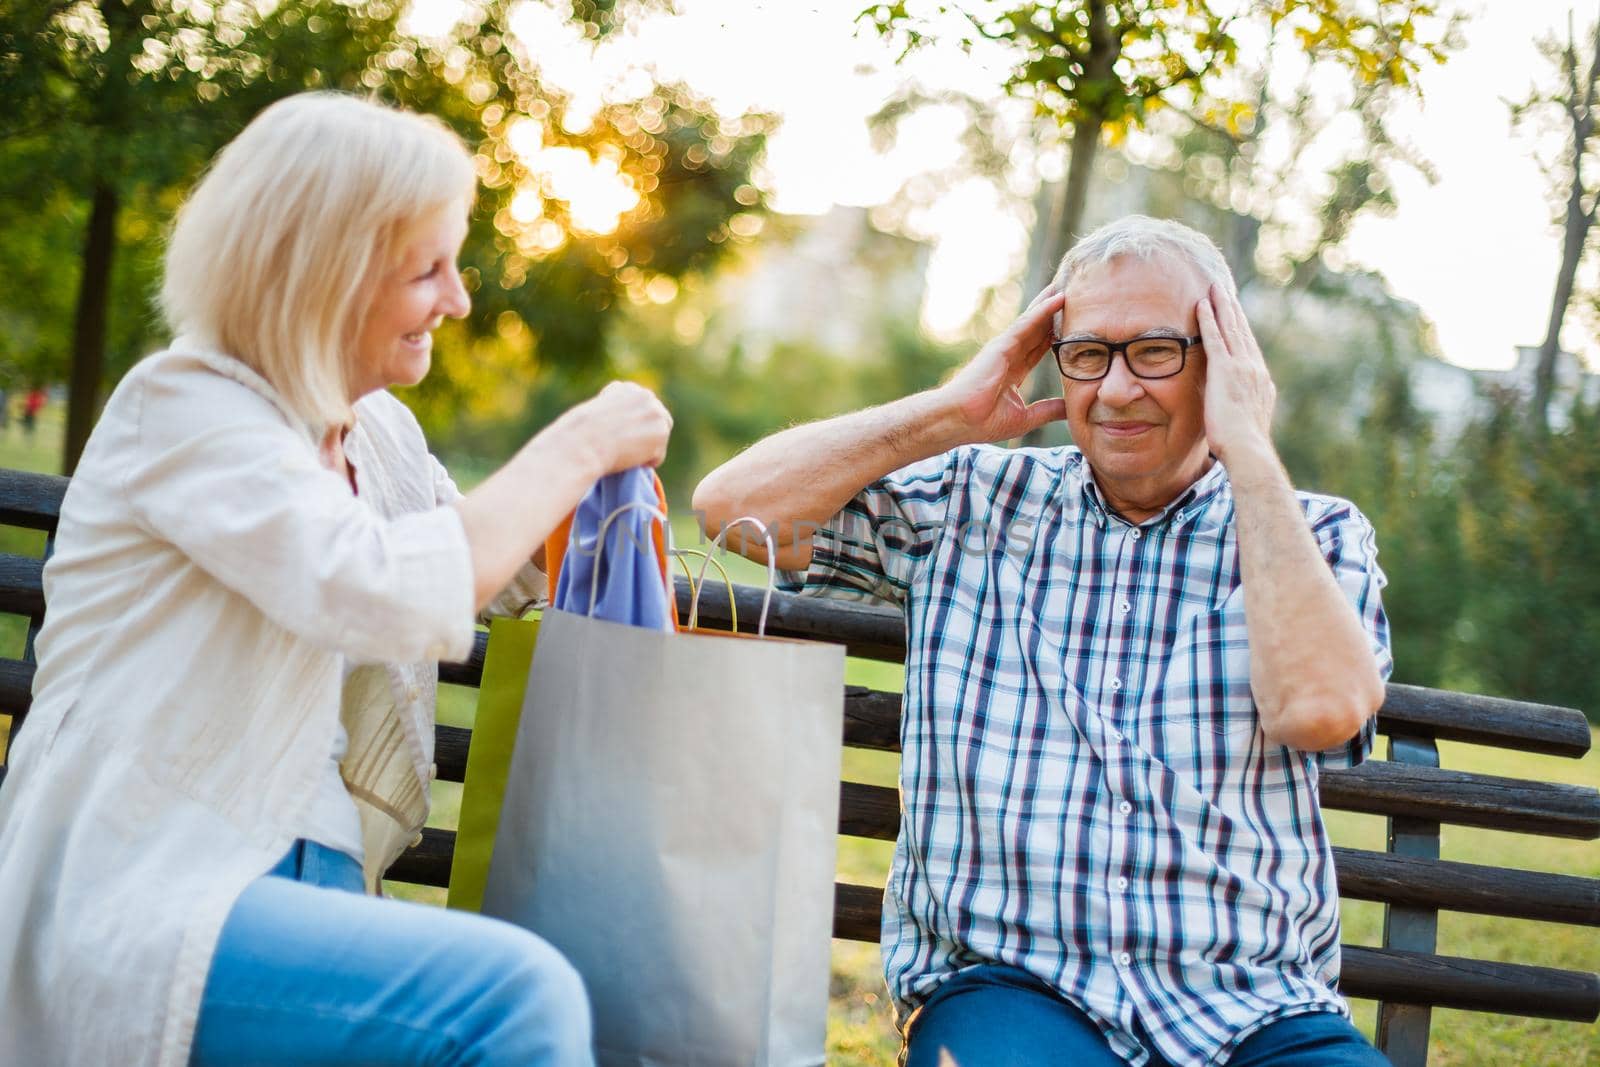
1167;101;1244;146
1582;5;1600;121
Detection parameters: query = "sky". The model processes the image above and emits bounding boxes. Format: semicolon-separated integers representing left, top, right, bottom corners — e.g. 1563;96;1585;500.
1341;0;1598;370
406;0;1598;371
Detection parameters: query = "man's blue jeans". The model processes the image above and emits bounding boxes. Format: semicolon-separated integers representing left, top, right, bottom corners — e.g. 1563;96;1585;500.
190;839;594;1066
904;964;1391;1066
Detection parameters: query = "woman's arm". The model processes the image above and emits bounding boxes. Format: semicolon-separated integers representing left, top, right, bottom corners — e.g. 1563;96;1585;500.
124;361;670;662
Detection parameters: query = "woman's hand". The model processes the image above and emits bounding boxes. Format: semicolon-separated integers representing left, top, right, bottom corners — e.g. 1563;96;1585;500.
456;380;672;610
559;381;674;477
933;286;1068;444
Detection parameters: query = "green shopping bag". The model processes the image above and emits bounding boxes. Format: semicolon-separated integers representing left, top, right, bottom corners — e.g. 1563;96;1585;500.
446;615;541;912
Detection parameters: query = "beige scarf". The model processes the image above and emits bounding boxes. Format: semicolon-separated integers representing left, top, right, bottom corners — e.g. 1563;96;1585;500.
339;665;430;892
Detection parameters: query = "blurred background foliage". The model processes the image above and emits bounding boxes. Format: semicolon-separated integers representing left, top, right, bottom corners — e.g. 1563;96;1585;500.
0;0;1597;726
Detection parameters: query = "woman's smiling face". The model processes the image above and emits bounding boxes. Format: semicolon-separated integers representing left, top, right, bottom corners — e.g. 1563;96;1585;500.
350;204;471;400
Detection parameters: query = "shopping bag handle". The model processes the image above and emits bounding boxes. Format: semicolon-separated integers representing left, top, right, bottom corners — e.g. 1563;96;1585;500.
670;549;739;633
688;516;776;637
587;501;673;619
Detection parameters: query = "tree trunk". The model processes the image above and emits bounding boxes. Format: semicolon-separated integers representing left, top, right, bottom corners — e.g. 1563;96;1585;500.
1020;119;1102;444
65;182;117;475
1019;0;1117;444
1532;171;1590;434
1532;17;1600;434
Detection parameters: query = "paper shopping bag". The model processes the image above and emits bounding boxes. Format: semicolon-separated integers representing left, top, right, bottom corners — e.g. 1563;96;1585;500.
480;606;847;1066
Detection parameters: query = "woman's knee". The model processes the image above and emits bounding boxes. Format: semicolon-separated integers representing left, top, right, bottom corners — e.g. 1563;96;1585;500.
455;920;592;1063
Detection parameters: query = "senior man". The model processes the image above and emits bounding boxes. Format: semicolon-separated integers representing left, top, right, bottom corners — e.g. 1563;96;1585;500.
694;216;1392;1066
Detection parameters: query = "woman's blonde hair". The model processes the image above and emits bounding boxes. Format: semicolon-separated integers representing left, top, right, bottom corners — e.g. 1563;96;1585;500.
161;91;476;433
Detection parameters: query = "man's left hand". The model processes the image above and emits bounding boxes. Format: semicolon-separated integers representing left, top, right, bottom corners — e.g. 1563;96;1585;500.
1197;284;1276;463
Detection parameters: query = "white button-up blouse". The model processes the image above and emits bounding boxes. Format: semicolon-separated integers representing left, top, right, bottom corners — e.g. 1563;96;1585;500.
0;344;542;1066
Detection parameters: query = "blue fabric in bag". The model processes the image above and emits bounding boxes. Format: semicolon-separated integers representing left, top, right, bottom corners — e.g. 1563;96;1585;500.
553;468;673;631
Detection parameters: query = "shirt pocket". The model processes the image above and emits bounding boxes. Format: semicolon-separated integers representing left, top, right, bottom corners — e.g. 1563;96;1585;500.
1152;600;1258;761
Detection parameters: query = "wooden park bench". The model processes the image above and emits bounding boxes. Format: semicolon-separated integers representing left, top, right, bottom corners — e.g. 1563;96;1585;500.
0;466;1595;1066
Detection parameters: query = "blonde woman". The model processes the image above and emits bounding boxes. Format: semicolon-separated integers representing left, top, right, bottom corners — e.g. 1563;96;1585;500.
0;92;669;1066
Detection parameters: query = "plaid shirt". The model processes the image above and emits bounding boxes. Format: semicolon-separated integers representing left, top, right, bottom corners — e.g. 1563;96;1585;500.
782;445;1390;1065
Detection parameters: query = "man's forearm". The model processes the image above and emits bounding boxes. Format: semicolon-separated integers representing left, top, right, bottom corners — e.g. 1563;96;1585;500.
1227;442;1386;750
693;388;969;570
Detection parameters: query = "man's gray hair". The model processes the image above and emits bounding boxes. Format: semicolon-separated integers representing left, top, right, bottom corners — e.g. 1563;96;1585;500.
1052;215;1237;296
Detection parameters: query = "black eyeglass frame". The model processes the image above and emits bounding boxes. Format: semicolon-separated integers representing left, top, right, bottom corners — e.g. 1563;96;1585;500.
1049;333;1203;381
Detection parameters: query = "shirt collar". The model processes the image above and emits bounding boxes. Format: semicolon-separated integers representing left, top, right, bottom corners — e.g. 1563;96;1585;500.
1071;451;1231;532
167;334;321;447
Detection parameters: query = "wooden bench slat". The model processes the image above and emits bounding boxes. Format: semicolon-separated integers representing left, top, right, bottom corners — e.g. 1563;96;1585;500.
1341;945;1600;1022
1379;683;1593;758
840;849;1600;930
438;631;488;688
1331;847;1600;926
0;554;45;618
832;688;1599;759
1320;760;1600;839
832;880;882;941
835;768;1600;843
0;657;34;720
436;724;470;783
384;825;454;887
0;469;66;532
829;881;1600;1022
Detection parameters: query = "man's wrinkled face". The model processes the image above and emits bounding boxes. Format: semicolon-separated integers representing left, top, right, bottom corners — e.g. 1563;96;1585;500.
1059;255;1211;500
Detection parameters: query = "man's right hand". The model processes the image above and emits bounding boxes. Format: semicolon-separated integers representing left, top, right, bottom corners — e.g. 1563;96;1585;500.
693;286;1068;572
934;287;1068;444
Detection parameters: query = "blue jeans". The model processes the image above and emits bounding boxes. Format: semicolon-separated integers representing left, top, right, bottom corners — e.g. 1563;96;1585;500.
904;964;1391;1066
191;839;593;1066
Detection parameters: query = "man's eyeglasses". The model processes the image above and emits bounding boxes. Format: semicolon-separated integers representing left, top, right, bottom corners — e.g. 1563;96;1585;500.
1050;333;1202;382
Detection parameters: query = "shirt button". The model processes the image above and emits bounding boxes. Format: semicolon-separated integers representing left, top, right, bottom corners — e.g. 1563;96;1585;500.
406;684;421;702
1118;800;1133;815
1111;729;1124;741
1118;952;1132;966
428;762;438;781
1117;600;1131;614
1117;877;1129;891
409;831;424;848
1130;529;1142;540
1109;677;1122;691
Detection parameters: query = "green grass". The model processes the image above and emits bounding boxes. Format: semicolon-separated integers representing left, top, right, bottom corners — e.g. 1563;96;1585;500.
9;411;1594;1062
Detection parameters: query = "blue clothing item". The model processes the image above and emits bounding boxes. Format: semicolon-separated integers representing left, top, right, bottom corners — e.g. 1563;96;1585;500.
781;445;1392;1065
904;964;1391;1067
191;839;594;1066
553;468;673;630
